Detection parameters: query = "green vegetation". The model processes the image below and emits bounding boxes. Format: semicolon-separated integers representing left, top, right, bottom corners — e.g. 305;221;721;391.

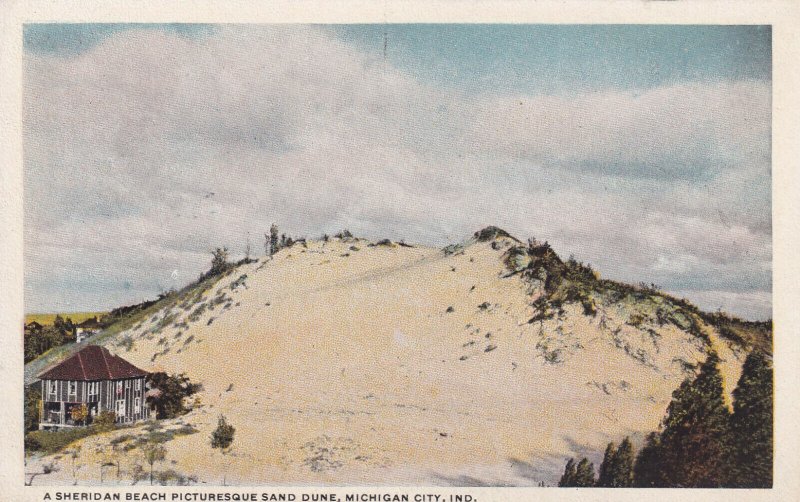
502;236;770;354
25;386;41;432
146;373;202;419
727;350;773;487
596;437;634;487
211;415;235;452
560;350;774;488
558;457;595;487
211;415;236;485
26;425;107;455
24;315;76;363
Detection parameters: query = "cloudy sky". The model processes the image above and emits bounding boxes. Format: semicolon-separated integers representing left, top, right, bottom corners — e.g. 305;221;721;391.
23;24;772;320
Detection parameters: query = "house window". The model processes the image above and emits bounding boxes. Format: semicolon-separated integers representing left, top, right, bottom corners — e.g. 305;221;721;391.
88;382;99;400
48;380;57;396
68;381;77;397
134;397;140;414
125;380;130;389
135;379;141;391
116;381;123;394
116;399;125;418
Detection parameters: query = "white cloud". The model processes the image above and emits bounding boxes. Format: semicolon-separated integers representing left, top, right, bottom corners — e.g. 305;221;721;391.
24;25;771;319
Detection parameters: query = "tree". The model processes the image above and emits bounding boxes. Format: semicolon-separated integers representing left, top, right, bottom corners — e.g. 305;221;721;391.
269;224;279;256
70;403;89;426
146;372;201;419
142;442;167;485
25;461;57;486
574;458;595;487
558;458;576;487
68;446;81;482
24;387;41;432
559;457;594;487
728;350;773;487
596;442;616;487
658;351;730;487
210;247;230;276
609;437;634;487
211;415;236;485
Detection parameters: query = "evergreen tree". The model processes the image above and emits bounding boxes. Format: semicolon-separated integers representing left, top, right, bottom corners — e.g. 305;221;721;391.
574;458;596;487
658;351;730;487
633;432;666;487
210;247;229;275
269;224;279;256
211;415;236;485
596;442;616;487
558;458;576;487
609;437;634;487
728;350;773;487
211;414;235;451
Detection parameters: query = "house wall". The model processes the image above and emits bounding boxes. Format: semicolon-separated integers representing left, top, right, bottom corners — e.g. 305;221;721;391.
40;375;149;425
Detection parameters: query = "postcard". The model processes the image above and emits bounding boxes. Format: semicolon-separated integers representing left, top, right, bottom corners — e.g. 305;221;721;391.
1;1;799;501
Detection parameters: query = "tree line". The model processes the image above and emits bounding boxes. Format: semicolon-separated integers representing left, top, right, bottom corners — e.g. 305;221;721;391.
559;350;773;488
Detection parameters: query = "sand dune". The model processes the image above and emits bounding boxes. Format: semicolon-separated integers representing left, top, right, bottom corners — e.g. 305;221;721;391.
26;233;746;486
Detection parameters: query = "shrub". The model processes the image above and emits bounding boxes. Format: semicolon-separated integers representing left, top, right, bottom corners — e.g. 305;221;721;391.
26;427;96;454
211;415;235;452
146;373;201;419
94;411;117;431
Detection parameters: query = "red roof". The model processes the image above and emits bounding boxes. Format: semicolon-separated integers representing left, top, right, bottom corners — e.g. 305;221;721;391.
38;345;148;381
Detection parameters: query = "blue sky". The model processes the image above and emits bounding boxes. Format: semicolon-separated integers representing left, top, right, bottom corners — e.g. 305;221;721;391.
23;24;772;319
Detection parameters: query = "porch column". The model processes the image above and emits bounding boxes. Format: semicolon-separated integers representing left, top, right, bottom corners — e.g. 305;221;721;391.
60;402;64;425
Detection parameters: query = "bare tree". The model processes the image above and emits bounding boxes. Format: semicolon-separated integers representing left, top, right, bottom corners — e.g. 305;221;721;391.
142;442;167;485
25;462;57;486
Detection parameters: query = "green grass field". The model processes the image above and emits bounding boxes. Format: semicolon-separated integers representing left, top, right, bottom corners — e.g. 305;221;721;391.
25;312;107;326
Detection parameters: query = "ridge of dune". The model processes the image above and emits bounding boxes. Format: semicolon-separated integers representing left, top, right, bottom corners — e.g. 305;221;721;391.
28;231;750;486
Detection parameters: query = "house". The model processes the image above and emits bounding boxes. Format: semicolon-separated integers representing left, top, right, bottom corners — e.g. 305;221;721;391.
75;317;102;343
37;345;150;429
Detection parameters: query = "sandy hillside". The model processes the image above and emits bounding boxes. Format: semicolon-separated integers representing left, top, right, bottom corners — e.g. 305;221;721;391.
27;231;750;486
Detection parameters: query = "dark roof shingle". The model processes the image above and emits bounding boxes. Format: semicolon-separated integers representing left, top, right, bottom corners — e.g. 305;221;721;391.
38;345;148;381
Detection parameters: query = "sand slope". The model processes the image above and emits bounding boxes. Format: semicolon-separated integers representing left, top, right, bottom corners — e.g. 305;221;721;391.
27;235;746;486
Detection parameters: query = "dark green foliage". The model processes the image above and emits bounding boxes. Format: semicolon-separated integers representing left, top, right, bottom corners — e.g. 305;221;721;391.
210;247;230;276
596;442;616;487
25;426;98;454
211;415;235;452
269;224;279;255
558;458;576;487
608;437;634;487
24;324;72;363
574;458;596;487
474;226;516;242
658;352;730;487
727;351;773;487
25;386;41;432
633;432;666;487
146;373;202;419
558;457;594;487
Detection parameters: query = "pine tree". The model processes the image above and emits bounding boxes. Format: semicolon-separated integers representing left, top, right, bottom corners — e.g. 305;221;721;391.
728;350;773;487
633;432;665;487
596;442;616;487
211;415;236;485
609;437;634;487
269;224;279;256
658;351;730;487
558;458;576;487
574;458;596;487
